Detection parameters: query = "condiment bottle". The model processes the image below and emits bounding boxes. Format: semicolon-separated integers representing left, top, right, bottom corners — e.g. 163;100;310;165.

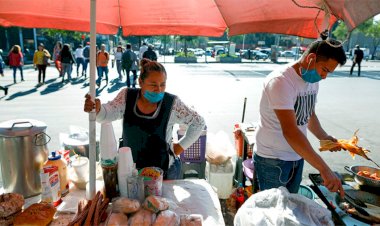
127;168;144;203
44;151;69;196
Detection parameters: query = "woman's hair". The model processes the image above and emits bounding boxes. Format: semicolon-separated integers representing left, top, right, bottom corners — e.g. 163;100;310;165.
56;41;62;49
140;58;166;81
60;44;71;57
11;45;21;54
303;39;347;66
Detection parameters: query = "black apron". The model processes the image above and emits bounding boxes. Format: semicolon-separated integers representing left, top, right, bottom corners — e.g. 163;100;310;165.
122;88;175;174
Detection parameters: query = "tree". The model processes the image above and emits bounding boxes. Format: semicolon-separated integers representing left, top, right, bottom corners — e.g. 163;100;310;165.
358;19;380;60
40;29;83;42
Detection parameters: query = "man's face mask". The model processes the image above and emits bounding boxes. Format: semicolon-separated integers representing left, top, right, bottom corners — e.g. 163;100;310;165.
144;90;164;103
300;58;322;83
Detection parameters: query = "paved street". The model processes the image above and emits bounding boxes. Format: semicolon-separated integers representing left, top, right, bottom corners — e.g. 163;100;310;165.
1;57;380;185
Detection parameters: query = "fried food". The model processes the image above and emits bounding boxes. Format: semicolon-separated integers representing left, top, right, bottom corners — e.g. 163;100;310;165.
357;170;380;180
319;130;371;160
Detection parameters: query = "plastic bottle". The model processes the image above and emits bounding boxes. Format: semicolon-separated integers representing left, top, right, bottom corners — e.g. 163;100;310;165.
127;168;145;203
236;183;245;209
44;151;69;197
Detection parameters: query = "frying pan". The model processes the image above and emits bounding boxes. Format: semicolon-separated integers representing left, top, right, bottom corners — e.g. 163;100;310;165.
345;165;380;188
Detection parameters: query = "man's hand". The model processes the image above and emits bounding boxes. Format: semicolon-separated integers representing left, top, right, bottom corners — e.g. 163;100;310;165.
322;135;342;152
173;143;184;156
84;94;101;113
320;168;344;198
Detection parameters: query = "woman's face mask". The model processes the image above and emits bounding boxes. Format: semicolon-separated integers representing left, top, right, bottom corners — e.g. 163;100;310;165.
144;90;164;103
300;58;322;83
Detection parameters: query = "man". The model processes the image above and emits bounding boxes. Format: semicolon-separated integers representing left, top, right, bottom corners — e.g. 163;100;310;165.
143;45;158;61
96;44;109;87
254;39;347;197
74;44;84;77
0;52;8;95
350;45;364;77
122;44;139;88
139;42;148;60
82;42;90;77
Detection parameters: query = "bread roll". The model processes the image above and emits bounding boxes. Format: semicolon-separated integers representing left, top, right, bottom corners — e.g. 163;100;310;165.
143;196;169;213
107;213;128;226
153;210;180;226
14;203;56;226
0;193;24;218
112;197;140;214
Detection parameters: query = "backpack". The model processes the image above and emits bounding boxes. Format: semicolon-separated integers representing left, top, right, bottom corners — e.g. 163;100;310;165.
83;46;90;58
122;51;133;70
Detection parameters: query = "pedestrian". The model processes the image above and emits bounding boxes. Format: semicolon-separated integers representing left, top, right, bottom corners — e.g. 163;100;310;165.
350;44;364;77
122;43;139;88
82;42;90;77
254;39;347;197
53;41;63;77
96;44;109;86
8;45;24;83
142;45;158;61
114;45;123;80
139;42;148;60
0;52;8;95
33;43;51;85
74;44;84;77
84;58;206;179
60;44;76;83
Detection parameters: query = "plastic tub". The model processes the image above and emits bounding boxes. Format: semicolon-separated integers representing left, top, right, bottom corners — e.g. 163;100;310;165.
139;167;164;197
205;158;236;199
298;185;315;200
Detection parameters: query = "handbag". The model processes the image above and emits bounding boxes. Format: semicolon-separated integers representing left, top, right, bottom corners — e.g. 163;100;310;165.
43;54;50;66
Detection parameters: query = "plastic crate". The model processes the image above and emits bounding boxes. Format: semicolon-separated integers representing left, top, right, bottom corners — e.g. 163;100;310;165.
178;129;207;163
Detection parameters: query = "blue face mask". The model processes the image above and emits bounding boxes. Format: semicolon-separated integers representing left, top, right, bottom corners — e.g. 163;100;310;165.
300;59;322;83
144;90;164;103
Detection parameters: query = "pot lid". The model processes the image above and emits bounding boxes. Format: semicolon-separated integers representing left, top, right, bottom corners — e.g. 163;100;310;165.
0;119;47;137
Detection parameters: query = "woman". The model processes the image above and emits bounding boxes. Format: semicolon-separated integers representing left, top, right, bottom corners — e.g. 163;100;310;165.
60;44;76;83
33;43;51;85
115;45;124;80
84;59;206;179
8;45;24;83
53;41;62;76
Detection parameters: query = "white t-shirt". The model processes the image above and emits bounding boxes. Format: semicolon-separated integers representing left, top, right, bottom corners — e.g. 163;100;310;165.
75;48;83;58
255;65;319;161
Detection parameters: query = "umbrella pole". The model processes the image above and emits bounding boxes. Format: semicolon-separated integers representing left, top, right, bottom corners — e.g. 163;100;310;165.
88;0;97;200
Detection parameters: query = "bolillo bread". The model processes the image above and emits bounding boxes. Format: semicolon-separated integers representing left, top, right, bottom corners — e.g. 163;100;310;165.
14;203;56;226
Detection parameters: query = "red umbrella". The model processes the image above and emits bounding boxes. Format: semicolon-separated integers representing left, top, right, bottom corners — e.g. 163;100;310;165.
1;0;379;38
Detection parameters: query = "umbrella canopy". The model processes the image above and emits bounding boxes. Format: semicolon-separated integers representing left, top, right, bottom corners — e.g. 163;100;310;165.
1;0;379;38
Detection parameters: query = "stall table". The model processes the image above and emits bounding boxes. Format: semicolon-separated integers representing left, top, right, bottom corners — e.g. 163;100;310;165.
2;178;225;225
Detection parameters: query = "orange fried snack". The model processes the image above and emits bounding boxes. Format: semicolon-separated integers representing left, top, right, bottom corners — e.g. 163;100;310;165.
319;130;371;160
357;170;380;180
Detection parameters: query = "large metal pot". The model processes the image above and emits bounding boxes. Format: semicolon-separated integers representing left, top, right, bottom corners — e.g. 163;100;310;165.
0;119;49;198
62;133;100;161
345;165;380;188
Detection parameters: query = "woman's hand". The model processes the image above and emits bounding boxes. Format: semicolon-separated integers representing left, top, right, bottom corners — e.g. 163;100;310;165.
84;94;101;113
173;143;184;156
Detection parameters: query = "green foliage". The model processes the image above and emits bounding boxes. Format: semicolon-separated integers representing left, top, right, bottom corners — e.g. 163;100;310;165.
175;51;195;57
332;21;348;41
40;29;83;41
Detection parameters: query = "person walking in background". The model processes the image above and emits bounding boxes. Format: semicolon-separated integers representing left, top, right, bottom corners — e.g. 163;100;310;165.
0;52;8;95
350;45;364;77
122;43;139;88
33;43;51;85
60;44;76;83
139;42;148;60
8;45;24;83
74;44;84;77
115;45;124;80
53;41;63;77
143;45;158;61
82;42;90;78
96;44;109;86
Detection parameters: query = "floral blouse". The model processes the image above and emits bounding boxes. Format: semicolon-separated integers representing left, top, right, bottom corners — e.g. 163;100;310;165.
96;88;206;164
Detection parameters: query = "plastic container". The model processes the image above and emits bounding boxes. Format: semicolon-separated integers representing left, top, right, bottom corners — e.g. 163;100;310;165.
44;151;69;196
178;128;207;163
127;169;145;202
101;163;119;200
117;147;134;197
71;156;89;182
139;167;164;197
298;185;315;200
205;158;236;199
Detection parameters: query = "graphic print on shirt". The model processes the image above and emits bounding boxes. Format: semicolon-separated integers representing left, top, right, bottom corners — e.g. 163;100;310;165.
294;91;317;126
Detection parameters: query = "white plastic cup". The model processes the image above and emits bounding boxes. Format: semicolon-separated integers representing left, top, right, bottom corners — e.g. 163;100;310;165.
100;122;118;161
71;157;89;181
118;147;134;197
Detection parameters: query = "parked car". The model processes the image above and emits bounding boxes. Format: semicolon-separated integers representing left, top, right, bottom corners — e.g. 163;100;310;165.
281;50;295;57
243;50;268;60
194;48;205;56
